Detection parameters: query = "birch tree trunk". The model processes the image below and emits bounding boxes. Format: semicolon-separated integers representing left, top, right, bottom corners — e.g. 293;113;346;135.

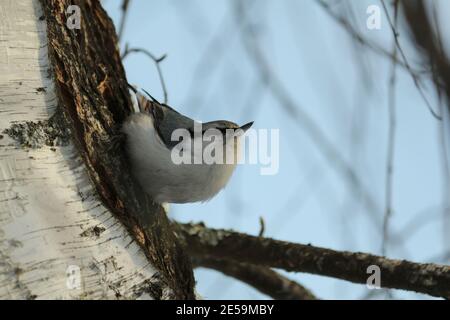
0;0;191;300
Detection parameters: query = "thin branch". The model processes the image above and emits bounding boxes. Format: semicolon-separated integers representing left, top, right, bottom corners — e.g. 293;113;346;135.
400;0;450;121
258;216;265;237
381;0;399;257
380;0;441;120
117;0;130;42
316;0;406;69
317;0;441;119
400;0;450;259
176;222;450;299
194;256;317;300
122;44;168;104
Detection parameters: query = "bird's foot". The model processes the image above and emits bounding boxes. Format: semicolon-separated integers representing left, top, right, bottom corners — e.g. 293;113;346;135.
107;128;126;155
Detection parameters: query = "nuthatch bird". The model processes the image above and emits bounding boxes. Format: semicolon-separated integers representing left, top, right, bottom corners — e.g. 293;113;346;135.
122;87;253;204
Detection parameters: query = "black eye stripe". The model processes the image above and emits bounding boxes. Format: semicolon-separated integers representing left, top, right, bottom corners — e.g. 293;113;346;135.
188;127;230;137
203;128;227;134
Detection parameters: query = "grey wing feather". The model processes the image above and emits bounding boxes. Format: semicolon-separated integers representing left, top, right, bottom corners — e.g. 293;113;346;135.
135;91;196;148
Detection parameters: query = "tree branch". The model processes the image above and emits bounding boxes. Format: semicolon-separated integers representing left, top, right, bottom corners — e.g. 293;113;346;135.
117;0;130;42
400;1;450;264
381;0;399;257
194;256;317;300
176;222;450;299
400;0;450;105
121;45;168;104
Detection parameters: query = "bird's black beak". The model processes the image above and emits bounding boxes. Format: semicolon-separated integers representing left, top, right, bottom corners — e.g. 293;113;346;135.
240;121;254;132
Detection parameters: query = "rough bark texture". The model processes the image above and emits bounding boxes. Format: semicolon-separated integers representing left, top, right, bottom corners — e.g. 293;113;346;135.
40;0;195;299
177;222;450;299
0;0;170;299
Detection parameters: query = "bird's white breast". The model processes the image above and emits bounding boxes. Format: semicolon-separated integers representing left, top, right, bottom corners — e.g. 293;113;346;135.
122;113;238;203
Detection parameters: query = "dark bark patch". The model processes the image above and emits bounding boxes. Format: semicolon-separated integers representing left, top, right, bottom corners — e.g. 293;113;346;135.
3;109;71;148
39;0;195;299
80;225;106;238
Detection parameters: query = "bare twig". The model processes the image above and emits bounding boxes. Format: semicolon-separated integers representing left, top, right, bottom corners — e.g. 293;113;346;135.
316;0;407;69
381;0;399;257
400;0;450;261
122;44;168;104
194;256;317;300
117;0;130;42
176;222;450;299
317;0;440;119
380;0;441;120
258;216;265;237
400;0;450;136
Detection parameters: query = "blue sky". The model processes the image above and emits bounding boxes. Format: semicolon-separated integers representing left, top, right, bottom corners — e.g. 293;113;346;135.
103;0;449;299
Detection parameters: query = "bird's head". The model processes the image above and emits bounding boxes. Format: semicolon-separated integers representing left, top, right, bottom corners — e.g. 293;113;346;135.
200;120;254;141
196;120;253;165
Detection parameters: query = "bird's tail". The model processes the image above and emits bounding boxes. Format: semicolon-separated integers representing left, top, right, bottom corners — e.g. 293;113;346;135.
127;83;158;114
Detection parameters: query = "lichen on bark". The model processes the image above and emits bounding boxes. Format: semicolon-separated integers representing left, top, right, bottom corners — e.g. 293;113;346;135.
3;108;71;148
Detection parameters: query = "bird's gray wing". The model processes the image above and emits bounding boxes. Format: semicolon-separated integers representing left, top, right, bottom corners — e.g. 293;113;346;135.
135;91;196;149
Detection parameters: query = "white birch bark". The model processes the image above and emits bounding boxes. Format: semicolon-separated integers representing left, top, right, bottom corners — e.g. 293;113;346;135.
0;0;162;299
